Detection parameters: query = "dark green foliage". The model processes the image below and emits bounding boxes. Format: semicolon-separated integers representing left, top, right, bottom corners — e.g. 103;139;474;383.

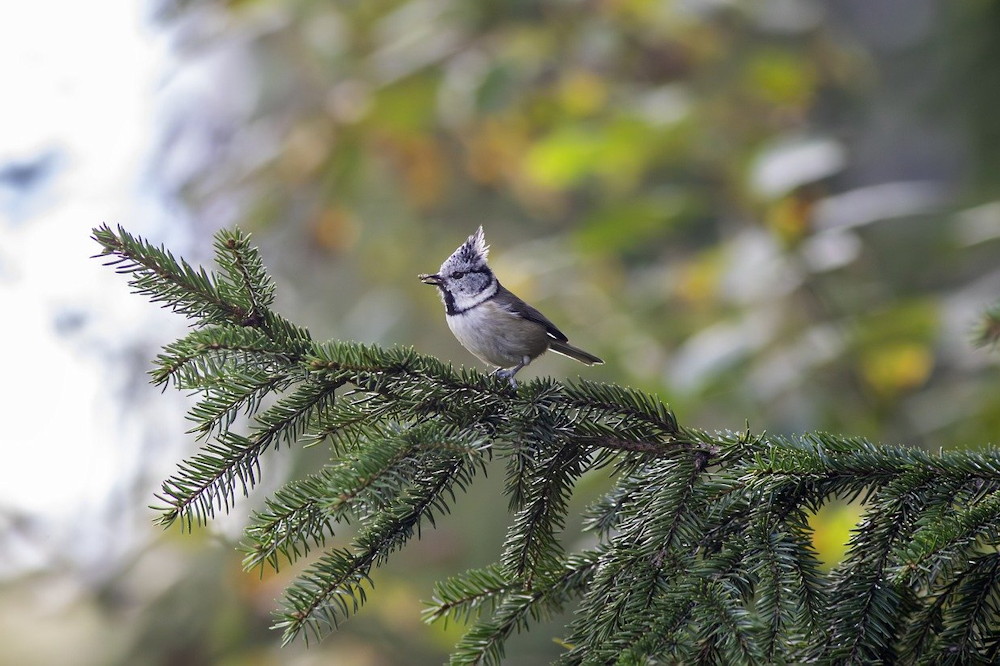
93;226;1000;664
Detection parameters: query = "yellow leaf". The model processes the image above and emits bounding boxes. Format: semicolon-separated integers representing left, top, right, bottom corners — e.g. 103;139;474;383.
558;69;608;116
861;342;934;397
809;501;864;569
673;251;723;306
745;49;817;109
765;191;818;246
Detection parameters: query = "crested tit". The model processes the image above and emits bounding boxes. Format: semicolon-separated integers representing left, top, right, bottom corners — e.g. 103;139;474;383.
419;227;603;386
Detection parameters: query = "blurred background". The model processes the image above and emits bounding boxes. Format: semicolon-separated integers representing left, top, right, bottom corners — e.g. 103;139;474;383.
2;0;1000;663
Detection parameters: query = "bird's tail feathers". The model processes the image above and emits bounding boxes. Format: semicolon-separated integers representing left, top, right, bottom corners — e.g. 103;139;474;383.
549;340;603;365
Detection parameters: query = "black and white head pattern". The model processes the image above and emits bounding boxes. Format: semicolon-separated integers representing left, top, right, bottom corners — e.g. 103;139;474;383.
436;226;498;315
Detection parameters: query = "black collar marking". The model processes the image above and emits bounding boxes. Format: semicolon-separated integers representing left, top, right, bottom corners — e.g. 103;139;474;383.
444;275;499;316
443;289;458;316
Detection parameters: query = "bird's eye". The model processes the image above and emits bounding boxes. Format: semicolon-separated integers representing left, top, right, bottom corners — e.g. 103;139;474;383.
451;271;465;279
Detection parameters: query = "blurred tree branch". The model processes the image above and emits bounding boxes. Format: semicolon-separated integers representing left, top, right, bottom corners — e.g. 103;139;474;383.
975;301;1000;349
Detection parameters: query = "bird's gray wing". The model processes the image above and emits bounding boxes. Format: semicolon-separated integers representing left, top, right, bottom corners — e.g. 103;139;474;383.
492;284;569;342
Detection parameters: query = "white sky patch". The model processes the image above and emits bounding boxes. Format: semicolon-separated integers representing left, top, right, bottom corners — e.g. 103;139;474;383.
0;1;191;575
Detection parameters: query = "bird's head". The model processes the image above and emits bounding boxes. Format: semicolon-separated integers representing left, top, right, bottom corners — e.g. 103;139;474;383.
419;226;496;313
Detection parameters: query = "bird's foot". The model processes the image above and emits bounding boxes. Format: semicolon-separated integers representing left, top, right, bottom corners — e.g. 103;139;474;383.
493;367;519;388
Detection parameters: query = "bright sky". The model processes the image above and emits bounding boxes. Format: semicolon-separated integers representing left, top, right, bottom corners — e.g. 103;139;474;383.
0;1;191;574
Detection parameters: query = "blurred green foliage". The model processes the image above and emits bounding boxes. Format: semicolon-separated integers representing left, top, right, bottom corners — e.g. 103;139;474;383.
10;1;997;664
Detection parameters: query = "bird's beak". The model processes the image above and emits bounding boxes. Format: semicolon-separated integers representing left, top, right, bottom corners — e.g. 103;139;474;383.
419;273;442;285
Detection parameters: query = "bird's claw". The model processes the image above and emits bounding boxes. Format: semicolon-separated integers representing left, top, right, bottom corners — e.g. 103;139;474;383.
493;367;518;388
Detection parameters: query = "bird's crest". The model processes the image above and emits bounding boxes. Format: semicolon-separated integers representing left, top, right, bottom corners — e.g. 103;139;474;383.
443;226;489;271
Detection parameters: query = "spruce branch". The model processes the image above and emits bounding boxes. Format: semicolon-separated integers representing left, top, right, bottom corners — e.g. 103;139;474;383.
184;369;292;440
244;424;489;572
92;224;311;346
609;592;698;665
562;380;678;435
691;579;766;665
562;453;715;662
445;551;601;666
449;592;543;666
211;229;276;325
899;551;1000;663
934;552;1000;661
562;549;666;664
499;442;584;582
276;448;480;644
92;224;248;324
93;226;1000;663
897;488;1000;587
150;325;296;389
242;469;339;572
155;378;339;529
422;564;520;627
746;510;828;659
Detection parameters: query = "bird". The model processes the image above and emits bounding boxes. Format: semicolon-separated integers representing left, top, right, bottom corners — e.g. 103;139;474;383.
419;227;603;387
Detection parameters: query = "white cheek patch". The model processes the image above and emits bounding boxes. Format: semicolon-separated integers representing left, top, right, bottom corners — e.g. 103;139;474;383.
449;280;499;314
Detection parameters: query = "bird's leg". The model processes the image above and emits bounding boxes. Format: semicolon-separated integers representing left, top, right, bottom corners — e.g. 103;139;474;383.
494;356;531;388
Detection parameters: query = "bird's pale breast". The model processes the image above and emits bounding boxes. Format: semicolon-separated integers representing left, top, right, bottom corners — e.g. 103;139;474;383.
446;300;550;368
